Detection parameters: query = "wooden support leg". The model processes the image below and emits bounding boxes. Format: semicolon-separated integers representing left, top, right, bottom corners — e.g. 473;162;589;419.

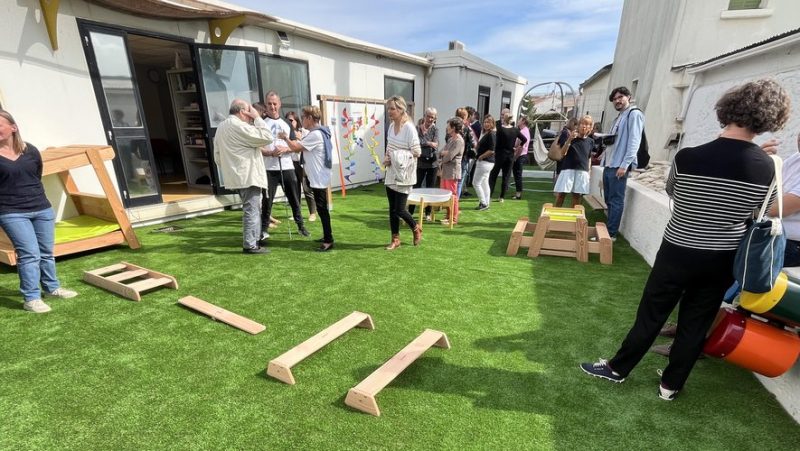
506;217;529;256
527;216;550;258
576;217;589;263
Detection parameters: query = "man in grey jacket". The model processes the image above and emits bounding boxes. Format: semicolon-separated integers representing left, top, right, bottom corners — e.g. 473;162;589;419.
214;99;274;254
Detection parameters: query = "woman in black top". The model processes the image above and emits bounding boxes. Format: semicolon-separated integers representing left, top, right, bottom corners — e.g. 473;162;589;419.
552;116;594;207
581;79;791;400
0;110;77;313
488;112;527;202
473;115;496;211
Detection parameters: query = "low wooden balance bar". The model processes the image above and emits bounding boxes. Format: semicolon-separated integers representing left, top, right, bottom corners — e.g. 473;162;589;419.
83;262;178;301
178;296;266;335
506;203;613;264
345;329;450;417
268;311;374;385
0;145;140;266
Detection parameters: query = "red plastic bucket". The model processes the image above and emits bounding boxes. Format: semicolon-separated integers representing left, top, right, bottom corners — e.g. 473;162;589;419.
704;308;800;378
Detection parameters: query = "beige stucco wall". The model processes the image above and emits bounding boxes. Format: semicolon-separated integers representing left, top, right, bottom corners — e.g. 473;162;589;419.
580;71;611;131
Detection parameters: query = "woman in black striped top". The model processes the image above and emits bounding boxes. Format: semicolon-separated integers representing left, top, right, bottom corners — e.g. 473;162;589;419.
581;79;791;400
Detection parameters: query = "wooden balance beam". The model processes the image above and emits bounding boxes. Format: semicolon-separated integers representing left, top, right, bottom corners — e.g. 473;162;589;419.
178;296;266;335
83;261;178;301
267;311;375;385
345;329;450;417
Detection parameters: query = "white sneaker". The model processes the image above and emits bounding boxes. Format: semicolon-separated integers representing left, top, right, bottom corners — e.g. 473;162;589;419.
45;287;78;299
658;383;679;401
24;299;52;313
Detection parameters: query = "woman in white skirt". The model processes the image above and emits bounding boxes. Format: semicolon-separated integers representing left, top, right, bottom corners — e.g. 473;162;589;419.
552;115;594;207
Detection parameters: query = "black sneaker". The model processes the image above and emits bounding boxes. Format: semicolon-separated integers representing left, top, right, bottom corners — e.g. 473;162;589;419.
243;246;270;255
580;358;625;383
298;228;311;237
461;191;471;197
478;204;490;211
475;204;484;210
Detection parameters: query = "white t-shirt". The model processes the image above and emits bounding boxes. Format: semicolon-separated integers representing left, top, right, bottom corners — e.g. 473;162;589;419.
301;130;331;189
781;152;800;240
263;117;295;171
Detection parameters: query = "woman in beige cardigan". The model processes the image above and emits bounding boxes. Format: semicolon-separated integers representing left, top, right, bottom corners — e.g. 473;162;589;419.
439;117;465;225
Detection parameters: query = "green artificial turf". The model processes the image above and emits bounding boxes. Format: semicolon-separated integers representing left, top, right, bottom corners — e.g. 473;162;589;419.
1;184;799;450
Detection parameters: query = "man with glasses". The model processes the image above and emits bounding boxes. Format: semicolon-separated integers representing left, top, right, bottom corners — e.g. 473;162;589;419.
601;86;645;241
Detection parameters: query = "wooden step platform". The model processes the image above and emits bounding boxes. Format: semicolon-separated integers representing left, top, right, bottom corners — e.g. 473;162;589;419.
268;311;374;385
178;296;266;335
83;261;178;301
345;329;449;417
584;194;607;214
506;204;613;264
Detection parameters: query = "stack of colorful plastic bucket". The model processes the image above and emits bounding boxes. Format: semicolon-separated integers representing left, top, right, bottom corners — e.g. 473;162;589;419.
704;307;800;377
739;273;800;327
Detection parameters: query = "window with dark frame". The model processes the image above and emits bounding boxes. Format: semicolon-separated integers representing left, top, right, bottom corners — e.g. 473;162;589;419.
477;85;490;120
258;54;310;117
501;90;512;112
728;0;762;10
384;76;414;113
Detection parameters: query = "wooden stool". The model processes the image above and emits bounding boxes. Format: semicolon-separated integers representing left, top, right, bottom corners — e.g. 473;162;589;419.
506;204;612;264
407;188;455;229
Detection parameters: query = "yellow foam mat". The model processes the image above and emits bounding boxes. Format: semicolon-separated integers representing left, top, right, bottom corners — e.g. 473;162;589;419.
54;215;120;244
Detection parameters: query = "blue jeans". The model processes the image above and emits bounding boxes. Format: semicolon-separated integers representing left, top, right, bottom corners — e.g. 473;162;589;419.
602;167;628;238
0;208;60;301
457;159;471;197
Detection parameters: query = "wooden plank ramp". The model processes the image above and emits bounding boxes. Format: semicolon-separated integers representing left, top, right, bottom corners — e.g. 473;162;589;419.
267;311;374;385
83;261;178;301
345;329;450;417
178;296;266;334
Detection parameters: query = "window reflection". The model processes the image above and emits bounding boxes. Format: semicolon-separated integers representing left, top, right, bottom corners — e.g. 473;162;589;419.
89;32;142;128
260;56;310;115
198;49;259;128
116;137;158;197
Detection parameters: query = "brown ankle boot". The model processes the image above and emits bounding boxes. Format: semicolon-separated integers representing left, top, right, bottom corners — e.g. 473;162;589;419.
385;234;401;250
412;225;422;246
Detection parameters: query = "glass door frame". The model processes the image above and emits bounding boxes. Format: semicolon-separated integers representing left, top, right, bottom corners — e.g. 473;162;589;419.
78;21;164;208
193;43;264;195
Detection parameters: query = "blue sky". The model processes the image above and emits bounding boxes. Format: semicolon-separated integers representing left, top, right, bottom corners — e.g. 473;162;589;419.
234;0;624;95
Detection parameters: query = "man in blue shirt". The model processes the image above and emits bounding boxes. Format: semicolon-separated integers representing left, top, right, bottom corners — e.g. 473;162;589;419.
601;87;644;240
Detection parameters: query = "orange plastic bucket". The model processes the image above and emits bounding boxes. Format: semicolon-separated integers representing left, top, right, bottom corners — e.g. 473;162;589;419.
704;308;800;378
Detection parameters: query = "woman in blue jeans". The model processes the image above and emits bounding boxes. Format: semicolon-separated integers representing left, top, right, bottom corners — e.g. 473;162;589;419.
0;110;77;313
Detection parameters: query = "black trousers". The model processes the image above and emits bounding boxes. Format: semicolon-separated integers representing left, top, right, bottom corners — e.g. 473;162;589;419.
386;186;416;234
262;169;304;230
312;187;332;243
408;167;437;216
489;155;513;199
512;155;526;193
293;161;316;215
609;240;736;390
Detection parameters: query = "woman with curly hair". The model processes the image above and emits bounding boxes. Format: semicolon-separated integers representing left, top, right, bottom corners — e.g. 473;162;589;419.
581;79;791;401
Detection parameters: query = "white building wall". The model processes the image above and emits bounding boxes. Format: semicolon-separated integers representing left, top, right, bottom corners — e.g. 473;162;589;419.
605;0;800;163
673;41;800;424
672;0;800;67
580;71;611;130
0;0;427;216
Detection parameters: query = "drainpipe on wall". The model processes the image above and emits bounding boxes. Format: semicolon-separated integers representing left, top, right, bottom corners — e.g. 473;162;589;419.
424;56;433;114
674;72;698;158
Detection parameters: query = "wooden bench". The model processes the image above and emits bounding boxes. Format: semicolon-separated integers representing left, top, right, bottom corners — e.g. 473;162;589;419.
178;296;266;335
83;262;178;301
267;311;374;385
345;329;449;417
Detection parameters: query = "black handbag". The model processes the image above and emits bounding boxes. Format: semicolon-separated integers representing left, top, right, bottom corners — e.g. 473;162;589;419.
733;155;785;293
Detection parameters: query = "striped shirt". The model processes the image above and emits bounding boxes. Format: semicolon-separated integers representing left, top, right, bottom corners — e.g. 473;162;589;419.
664;138;775;251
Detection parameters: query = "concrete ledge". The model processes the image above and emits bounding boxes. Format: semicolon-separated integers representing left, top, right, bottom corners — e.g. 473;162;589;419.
590;166;800;423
